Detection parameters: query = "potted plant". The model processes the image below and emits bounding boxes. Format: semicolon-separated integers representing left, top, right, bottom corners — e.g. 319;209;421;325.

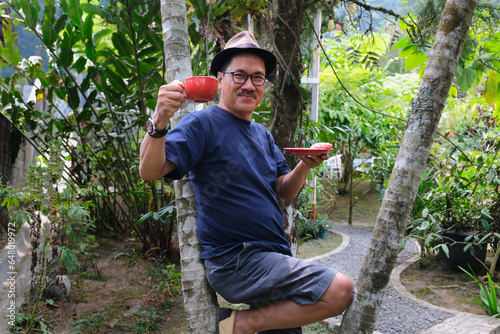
409;153;496;273
297;216;320;239
316;215;333;239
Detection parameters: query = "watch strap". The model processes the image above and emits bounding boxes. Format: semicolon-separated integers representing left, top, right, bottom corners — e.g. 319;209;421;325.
147;118;169;138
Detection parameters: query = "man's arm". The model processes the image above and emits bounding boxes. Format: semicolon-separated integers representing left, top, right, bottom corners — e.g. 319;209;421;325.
275;154;328;201
139;82;185;180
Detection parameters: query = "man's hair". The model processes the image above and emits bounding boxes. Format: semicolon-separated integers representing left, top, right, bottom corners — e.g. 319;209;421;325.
219;59;231;73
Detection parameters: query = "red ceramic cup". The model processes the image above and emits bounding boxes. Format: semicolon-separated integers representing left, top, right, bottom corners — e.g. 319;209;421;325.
179;76;218;103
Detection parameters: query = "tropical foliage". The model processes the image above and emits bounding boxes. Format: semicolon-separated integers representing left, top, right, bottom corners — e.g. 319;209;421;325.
0;0;177;255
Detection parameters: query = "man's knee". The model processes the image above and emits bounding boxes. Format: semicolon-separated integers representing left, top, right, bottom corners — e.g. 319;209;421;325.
323;273;354;316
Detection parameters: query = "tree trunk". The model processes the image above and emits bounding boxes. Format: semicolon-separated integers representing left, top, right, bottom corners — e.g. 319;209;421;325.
339;1;476;333
270;0;305;255
160;1;218;333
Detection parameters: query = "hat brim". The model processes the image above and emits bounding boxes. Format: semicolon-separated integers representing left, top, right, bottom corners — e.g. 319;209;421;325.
210;47;277;77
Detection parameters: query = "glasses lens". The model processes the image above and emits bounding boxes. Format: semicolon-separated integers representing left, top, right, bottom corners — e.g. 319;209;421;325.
232;73;247;84
252;75;266;86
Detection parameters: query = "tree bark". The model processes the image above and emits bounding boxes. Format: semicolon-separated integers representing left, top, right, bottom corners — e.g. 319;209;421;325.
160;1;218;333
270;0;305;255
339;0;477;333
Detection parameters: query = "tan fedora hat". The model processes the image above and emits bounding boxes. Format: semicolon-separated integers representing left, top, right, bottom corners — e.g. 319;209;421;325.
210;31;277;77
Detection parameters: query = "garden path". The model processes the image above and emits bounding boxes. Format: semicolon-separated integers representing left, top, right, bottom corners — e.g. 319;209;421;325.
315;223;500;334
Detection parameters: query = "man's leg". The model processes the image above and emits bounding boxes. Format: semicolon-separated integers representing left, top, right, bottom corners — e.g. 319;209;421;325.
232;273;353;334
206;243;354;334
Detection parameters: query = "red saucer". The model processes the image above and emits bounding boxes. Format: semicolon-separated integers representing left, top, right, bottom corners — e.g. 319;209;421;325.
283;148;332;156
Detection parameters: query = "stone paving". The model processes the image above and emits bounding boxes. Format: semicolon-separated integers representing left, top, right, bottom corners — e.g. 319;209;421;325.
317;228;500;334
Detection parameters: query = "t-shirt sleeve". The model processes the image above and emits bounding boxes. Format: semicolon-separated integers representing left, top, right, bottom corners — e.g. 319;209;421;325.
266;131;291;177
163;114;205;180
275;146;291;177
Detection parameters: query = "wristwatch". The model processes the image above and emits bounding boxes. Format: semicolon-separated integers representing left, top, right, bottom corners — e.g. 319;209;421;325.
147;118;169;138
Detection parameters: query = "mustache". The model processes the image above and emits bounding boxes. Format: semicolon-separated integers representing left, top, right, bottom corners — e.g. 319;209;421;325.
238;90;257;98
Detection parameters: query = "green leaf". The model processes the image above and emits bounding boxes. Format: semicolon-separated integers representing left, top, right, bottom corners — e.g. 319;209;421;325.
458;65;477;92
392;36;412;50
111;32;133;57
76;108;92;123
60;30;74;68
137;211;153;224
59;246;81;273
109;56;130;78
421;220;429;229
41;0;57;46
11;210;31;228
73;56;87;72
19;0;40;29
81;3;110;18
144;27;163;52
40;321;48;334
94;28;112;46
0;18;22;67
448;85;457;98
83;13;94;43
104;68;127;92
484;75;498;107
54;14;68;35
399;45;416;58
484;32;500;53
67;85;80;109
85;41;96;62
440;244;449;258
191;0;208;19
211;4;228;18
404;50;427;71
68;0;84;28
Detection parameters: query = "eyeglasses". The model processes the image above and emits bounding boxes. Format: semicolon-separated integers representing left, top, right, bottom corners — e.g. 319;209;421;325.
221;71;267;86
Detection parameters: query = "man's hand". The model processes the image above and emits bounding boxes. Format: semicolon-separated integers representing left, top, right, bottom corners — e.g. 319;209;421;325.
152;81;185;128
139;82;184;180
296;154;329;169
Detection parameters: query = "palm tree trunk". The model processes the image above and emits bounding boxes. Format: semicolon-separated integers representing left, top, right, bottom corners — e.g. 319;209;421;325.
339;0;476;333
160;1;218;333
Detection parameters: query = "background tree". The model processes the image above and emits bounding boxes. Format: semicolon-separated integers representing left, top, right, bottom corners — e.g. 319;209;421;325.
269;0;308;253
339;0;477;332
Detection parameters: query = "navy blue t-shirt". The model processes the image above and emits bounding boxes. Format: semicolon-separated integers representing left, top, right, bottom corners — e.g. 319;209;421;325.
163;106;292;259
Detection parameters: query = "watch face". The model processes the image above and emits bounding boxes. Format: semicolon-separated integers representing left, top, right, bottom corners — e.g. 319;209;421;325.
147;118;168;138
147;119;154;134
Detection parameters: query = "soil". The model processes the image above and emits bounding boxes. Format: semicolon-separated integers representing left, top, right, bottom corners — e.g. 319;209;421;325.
8;179;492;333
12;237;188;334
400;253;488;315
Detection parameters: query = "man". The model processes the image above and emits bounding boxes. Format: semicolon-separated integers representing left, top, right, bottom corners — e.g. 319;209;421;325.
140;31;353;334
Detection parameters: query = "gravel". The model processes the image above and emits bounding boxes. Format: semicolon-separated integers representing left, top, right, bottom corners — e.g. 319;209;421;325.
316;224;455;334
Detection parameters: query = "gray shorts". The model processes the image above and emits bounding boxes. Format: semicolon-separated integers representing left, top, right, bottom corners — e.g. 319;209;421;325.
205;242;337;332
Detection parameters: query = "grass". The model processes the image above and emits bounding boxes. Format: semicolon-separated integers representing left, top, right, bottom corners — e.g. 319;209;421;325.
304;321;335;333
317;178;382;227
71;312;110;332
297;231;343;259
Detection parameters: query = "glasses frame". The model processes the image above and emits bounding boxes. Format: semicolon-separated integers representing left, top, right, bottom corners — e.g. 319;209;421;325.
221;71;267;86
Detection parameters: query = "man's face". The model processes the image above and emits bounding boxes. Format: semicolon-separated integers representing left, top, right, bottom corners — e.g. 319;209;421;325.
217;53;267;121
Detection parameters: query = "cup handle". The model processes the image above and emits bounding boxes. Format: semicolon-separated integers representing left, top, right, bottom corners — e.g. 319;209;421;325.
178;83;187;99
